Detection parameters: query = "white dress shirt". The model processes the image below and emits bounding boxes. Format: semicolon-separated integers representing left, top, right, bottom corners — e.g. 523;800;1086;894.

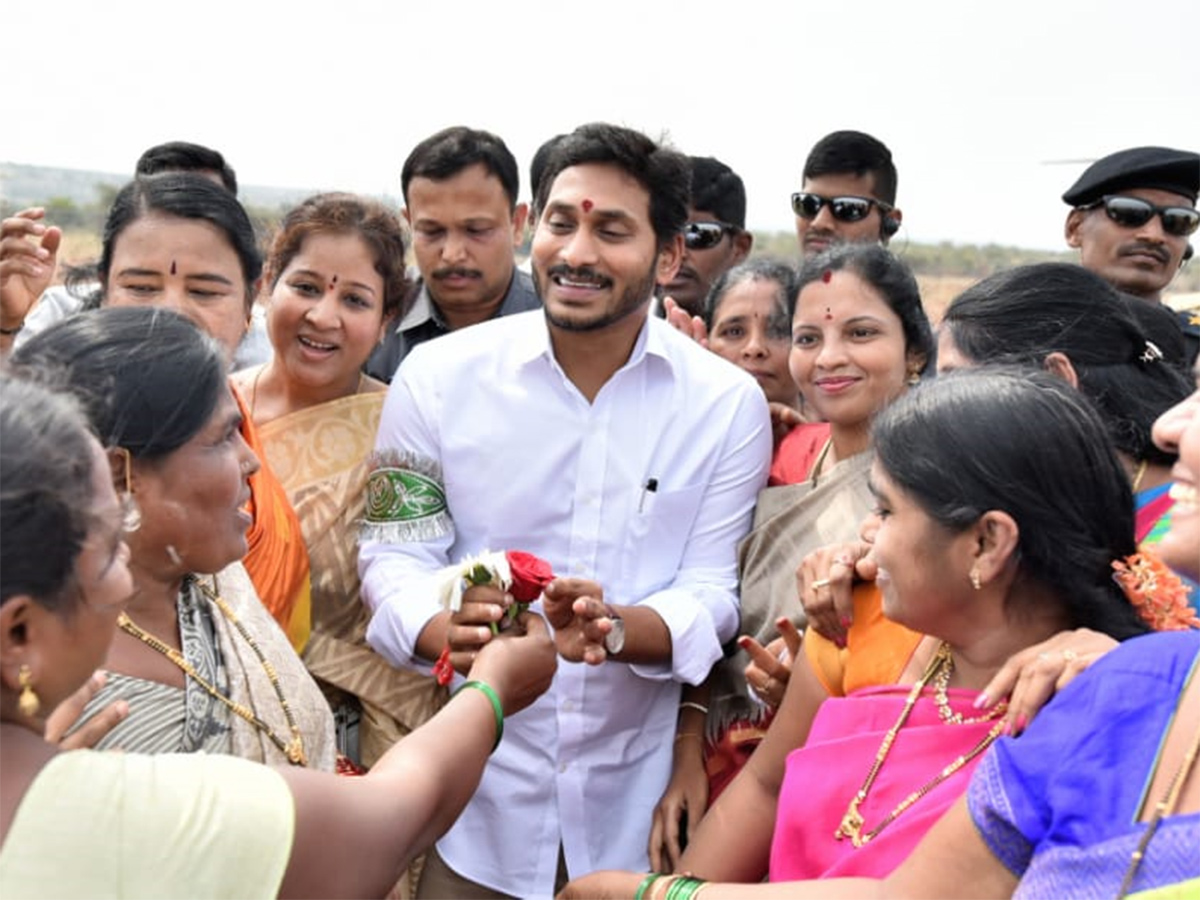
360;309;771;897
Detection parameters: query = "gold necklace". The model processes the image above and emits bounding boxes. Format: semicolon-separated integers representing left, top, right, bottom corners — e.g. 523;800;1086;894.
117;576;307;766
835;644;1005;848
932;643;1008;725
1116;673;1200;898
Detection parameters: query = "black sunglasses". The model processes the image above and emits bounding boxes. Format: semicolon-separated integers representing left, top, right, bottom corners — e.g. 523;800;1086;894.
791;192;892;223
684;221;738;250
1078;195;1199;238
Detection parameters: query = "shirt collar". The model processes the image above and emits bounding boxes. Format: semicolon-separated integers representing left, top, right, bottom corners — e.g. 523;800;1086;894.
396;270;526;334
513;308;675;376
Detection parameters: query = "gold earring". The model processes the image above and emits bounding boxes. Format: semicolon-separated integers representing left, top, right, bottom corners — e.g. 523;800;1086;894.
969;566;982;591
18;665;40;717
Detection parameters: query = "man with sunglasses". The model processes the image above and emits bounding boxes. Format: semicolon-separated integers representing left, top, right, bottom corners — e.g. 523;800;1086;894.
1063;145;1200;365
660;156;754;318
792;130;902;258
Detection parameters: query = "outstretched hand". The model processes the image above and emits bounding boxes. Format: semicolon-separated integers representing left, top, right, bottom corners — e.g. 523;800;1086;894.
543;578;614;664
469;612;557;717
740;617;803;710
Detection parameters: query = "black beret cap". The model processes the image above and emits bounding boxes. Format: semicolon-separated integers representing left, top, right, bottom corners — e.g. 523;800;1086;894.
1062;146;1200;207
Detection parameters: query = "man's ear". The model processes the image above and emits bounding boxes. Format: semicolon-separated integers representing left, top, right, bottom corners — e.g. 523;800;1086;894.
1064;210;1085;249
731;229;753;265
1042;351;1080;389
656;234;685;285
511;203;530;248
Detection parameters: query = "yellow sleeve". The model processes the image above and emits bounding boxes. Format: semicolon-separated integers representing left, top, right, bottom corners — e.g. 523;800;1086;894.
0;750;295;900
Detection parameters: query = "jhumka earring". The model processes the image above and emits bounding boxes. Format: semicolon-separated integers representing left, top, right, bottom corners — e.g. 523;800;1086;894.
18;664;40;717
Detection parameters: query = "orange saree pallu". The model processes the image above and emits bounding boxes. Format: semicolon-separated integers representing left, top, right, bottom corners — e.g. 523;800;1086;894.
233;382;312;652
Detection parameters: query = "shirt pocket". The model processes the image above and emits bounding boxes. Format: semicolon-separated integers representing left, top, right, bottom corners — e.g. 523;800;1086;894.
623;482;705;597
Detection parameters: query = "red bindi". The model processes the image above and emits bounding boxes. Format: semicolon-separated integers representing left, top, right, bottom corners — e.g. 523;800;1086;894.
169;260;177;276
825;307;833;321
582;199;594;213
821;269;832;284
329;275;338;291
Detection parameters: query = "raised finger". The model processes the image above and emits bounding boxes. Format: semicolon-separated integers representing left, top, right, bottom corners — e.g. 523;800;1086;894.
738;634;783;677
0;211;48;240
777;617;803;662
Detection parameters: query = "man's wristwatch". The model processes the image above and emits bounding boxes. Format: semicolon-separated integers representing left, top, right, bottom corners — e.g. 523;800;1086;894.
604;607;625;656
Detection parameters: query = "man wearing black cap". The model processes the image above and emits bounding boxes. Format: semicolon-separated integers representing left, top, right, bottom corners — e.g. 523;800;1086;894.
1062;146;1200;363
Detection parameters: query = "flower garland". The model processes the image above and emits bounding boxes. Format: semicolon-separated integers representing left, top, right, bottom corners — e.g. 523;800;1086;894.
1111;551;1199;631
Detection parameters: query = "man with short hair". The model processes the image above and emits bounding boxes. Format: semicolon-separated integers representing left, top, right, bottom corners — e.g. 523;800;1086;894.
359;122;771;898
365;126;540;381
793;129;902;257
661;155;753;318
1061;146;1200;364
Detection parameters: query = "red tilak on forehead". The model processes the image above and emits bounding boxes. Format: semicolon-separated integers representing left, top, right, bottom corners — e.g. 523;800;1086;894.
825;307;833;321
170;260;177;276
821;269;832;284
582;199;594;213
330;275;338;289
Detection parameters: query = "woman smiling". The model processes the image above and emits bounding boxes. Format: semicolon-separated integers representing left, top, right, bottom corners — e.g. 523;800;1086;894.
232;194;442;770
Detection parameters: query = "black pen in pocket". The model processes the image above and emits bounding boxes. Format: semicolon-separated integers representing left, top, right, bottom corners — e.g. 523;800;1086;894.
638;477;659;514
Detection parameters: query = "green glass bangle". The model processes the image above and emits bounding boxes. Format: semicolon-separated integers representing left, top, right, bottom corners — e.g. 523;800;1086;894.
666;876;707;900
454;679;504;752
633;873;662;900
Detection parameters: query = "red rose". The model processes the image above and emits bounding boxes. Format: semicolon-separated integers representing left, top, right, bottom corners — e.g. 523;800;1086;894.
507;551;555;602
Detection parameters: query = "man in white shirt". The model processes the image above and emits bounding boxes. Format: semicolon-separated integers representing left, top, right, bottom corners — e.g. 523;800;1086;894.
359;122;772;898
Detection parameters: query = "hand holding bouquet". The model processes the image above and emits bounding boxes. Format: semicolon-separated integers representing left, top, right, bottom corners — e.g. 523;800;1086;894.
432;550;555;686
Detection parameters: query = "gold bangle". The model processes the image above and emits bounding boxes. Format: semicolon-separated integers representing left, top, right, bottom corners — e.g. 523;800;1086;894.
675;732;704;743
679;701;709;715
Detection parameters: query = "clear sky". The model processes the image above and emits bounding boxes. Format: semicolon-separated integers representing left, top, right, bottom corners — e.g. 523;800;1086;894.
4;0;1197;250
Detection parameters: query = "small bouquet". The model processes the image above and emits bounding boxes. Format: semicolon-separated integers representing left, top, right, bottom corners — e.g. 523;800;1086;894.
432;550;555;686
